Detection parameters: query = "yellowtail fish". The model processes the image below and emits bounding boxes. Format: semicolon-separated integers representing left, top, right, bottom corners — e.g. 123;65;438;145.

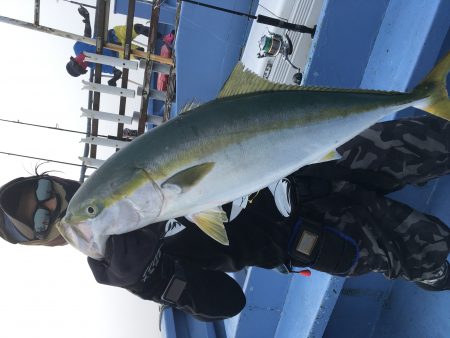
60;52;450;259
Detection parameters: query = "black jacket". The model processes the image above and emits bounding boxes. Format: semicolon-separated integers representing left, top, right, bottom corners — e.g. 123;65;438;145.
88;187;297;321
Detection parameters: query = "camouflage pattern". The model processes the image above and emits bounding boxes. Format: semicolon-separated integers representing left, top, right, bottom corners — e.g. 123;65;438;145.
296;115;450;284
337;114;450;191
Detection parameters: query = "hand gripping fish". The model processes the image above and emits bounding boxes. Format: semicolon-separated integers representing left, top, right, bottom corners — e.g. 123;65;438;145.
60;52;450;259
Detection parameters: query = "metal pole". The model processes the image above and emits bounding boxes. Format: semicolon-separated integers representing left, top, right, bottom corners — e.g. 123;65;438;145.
0;15;96;44
57;0;97;9
179;0;315;34
80;69;95;182
0;15;173;64
180;0;257;19
34;0;40;25
137;0;163;134
116;0;137;143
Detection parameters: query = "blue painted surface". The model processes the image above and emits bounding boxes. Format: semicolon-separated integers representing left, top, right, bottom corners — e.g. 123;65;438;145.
184;314;217;338
173;0;257;117
227;268;291;338
115;0;257;121
304;0;390;88
307;0;450;337
323;274;393;338
162;307;219;338
361;0;450;91
114;0;176;25
374;277;450;338
275;272;344;338
161;307;177;338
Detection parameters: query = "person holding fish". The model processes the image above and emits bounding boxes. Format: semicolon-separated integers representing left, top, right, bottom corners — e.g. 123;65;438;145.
1;115;449;321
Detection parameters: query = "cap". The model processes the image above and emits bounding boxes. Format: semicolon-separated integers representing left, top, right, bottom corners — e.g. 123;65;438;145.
0;177;40;243
0;176;69;246
66;57;87;77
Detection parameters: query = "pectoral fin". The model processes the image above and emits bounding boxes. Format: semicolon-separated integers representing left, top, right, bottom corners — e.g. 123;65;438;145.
187;206;229;246
161;162;214;194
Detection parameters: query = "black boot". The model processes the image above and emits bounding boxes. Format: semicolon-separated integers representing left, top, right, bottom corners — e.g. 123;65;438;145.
78;5;92;37
415;262;450;291
134;23;150;37
134;23;162;39
108;68;122;87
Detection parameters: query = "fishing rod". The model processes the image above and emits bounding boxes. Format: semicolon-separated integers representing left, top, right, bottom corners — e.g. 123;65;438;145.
0;117;131;141
56;0;96;9
179;0;315;34
0;151;96;169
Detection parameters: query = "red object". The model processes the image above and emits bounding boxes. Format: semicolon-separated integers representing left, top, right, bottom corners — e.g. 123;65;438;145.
157;44;172;91
74;53;88;70
163;32;175;45
298;269;312;277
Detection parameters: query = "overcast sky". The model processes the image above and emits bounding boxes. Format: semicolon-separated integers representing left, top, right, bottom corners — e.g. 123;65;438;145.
0;2;161;337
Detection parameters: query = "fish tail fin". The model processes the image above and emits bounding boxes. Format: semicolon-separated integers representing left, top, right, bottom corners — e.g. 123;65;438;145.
412;51;450;121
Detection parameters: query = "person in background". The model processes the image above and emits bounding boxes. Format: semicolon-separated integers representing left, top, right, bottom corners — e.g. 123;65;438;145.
65;5;159;86
1;115;449;321
153;27;175;91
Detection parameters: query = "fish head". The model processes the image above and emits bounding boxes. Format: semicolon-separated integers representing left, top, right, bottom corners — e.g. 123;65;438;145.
58;169;165;258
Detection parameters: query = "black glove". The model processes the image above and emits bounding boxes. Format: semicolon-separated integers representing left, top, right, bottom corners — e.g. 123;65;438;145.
78;5;91;37
108;68;122;87
173;262;246;321
88;227;163;287
78;5;90;21
88;226;246;321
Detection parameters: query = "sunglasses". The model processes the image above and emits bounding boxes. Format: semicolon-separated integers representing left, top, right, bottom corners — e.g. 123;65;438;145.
32;179;55;239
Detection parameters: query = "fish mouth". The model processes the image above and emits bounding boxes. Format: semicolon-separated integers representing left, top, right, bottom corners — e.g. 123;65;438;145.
57;217;105;259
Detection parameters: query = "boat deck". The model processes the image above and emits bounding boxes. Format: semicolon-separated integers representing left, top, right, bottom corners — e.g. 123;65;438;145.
128;0;450;337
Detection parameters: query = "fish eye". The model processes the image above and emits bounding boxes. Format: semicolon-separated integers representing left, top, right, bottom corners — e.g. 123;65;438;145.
86;205;98;217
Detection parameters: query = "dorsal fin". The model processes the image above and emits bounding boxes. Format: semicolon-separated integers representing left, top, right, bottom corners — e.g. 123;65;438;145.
218;62;405;98
179;100;202;114
218;62;300;98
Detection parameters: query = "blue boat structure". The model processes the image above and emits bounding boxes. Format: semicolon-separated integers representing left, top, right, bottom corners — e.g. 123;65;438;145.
113;0;450;337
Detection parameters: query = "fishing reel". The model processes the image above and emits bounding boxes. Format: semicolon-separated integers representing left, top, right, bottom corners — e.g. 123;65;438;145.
257;32;303;85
